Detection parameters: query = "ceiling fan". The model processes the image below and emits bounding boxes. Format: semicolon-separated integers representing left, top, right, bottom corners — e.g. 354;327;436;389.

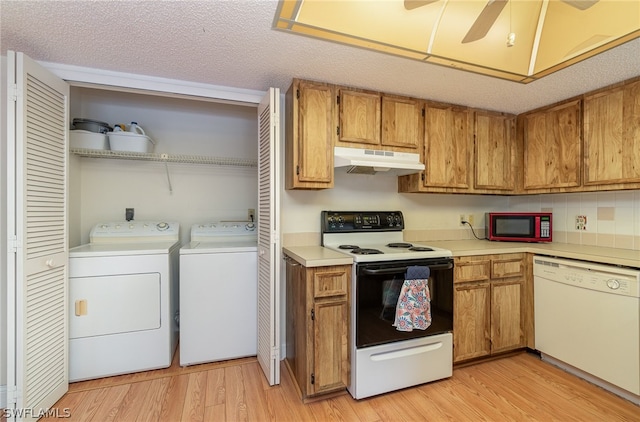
404;0;599;44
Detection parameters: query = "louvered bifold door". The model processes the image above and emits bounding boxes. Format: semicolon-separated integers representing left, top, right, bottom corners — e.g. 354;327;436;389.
7;51;69;421
257;88;281;386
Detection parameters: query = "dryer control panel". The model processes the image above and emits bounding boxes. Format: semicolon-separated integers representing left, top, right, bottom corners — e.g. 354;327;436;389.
90;221;180;243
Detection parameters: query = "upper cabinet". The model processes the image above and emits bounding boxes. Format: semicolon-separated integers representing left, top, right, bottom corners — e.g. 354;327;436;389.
337;88;381;146
285;79;335;190
423;103;473;189
381;95;423;150
519;76;640;194
583;79;640;186
399;106;516;194
336;88;423;151
521;99;582;192
474;111;516;191
286;76;640;193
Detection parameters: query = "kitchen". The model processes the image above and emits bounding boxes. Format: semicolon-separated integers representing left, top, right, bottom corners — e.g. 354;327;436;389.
2;0;640;420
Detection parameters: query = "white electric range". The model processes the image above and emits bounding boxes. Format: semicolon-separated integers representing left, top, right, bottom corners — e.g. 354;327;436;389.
321;210;454;399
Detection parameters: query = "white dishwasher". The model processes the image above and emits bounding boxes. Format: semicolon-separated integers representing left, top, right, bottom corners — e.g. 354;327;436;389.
534;256;640;403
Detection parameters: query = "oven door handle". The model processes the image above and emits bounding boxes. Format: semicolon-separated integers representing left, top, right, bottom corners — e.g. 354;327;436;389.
360;262;453;275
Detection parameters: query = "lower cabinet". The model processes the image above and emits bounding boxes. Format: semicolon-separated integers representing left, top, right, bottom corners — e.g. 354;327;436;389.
453;254;528;363
284;257;351;400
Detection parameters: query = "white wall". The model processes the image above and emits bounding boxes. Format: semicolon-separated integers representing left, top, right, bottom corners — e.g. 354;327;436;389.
69;87;258;246
281;170;510;242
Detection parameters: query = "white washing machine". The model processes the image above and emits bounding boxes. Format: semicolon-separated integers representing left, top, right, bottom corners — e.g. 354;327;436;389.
68;221;180;382
179;221;257;366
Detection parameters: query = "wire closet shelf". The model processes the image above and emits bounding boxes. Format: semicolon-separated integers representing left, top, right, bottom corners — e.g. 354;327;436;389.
70;148;258;168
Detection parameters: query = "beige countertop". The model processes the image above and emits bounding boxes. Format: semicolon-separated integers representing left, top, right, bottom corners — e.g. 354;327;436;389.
284;241;640;269
283;245;353;267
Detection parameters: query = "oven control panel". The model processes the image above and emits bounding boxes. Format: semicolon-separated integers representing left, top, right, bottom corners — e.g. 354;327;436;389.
322;211;404;232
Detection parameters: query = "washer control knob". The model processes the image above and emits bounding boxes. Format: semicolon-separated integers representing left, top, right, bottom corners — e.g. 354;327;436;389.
157;222;169;231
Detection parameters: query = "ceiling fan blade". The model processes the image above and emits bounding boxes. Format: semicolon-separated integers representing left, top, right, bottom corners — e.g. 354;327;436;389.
462;0;508;44
404;0;439;11
561;0;598;11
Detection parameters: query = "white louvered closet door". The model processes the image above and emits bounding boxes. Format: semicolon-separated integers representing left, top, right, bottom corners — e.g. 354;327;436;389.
257;87;281;385
6;51;69;421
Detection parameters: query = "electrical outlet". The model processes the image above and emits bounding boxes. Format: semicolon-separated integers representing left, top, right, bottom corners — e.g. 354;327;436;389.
576;215;587;230
459;214;466;226
248;208;255;222
468;214;474;226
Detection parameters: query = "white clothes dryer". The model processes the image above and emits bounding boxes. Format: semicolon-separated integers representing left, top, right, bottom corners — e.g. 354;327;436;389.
68;221;180;382
179;221;257;366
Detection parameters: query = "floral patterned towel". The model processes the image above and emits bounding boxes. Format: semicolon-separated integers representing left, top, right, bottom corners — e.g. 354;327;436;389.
393;266;431;332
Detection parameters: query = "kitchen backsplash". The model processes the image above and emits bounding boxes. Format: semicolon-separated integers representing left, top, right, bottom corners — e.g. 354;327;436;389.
509;190;640;251
282;170;640;251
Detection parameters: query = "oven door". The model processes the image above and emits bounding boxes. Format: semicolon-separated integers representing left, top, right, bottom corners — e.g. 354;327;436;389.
355;258;453;348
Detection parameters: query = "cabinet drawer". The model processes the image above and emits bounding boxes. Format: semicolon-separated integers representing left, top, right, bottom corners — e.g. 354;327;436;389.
491;258;524;279
313;267;349;298
454;260;490;283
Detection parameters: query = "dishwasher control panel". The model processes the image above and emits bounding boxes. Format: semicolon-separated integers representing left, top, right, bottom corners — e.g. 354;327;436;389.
534;256;640;297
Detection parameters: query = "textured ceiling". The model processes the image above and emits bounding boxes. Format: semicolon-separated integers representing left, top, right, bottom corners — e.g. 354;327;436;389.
1;0;639;114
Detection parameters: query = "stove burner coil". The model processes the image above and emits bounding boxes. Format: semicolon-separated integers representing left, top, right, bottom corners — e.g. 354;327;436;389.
386;242;412;248
339;245;360;250
351;248;383;255
409;246;434;252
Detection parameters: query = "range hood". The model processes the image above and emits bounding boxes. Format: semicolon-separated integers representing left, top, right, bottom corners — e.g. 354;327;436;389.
333;147;425;175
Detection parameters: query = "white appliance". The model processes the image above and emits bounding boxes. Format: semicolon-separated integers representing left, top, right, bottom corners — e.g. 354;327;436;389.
179;221;258;366
534;256;640;404
68;221;180;382
321;211;454;399
333;146;425;175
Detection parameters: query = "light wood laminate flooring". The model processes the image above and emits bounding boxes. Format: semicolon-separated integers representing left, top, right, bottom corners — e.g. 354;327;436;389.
42;351;638;421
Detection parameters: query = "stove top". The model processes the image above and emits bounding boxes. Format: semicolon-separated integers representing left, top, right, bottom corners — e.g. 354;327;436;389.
321;211;452;263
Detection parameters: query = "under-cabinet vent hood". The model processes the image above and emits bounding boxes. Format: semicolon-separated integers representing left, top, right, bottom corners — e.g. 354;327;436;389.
333;147;425;175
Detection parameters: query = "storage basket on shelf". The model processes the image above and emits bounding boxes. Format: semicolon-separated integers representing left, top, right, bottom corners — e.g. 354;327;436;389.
107;131;155;153
69;130;110;150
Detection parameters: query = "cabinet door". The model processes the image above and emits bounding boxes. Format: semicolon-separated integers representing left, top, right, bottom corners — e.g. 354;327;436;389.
475;112;515;190
381;95;423;150
312;300;349;394
490;281;524;353
338;88;381;146
453;282;491;362
424;104;472;188
523;100;581;190
286;80;334;189
583;80;640;185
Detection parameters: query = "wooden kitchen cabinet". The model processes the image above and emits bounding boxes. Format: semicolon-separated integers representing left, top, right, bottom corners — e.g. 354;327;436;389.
285;79;335;190
521;99;582;192
285;257;350;400
336;88;422;151
583;78;640;186
474;111;516;191
381;94;423;150
453;254;527;363
423;103;473;189
337;87;381;147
